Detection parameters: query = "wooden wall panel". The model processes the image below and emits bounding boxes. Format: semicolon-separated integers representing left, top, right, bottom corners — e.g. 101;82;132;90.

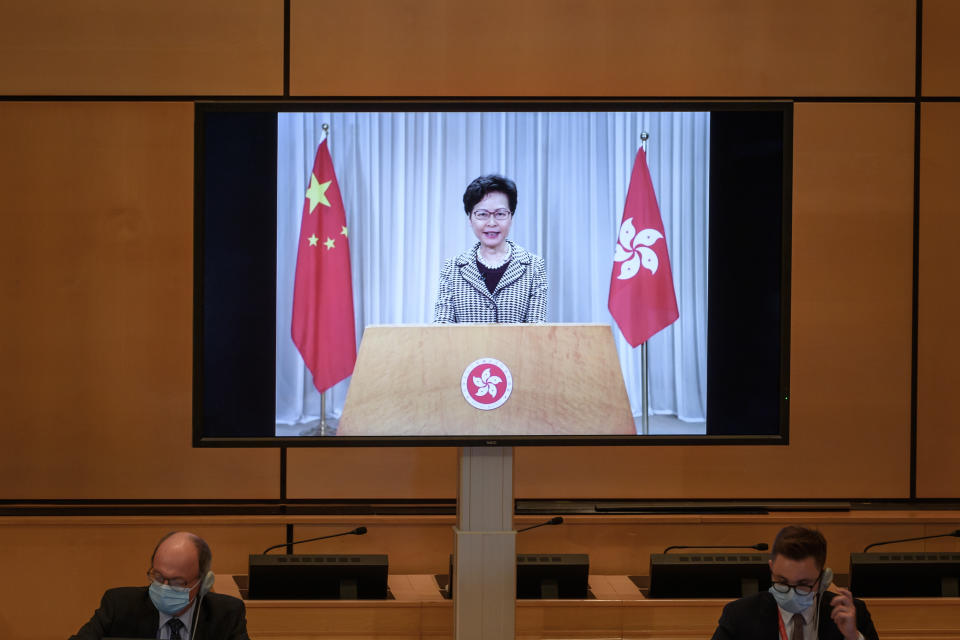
0;102;279;499
916;103;960;497
0;518;283;640
515;103;915;499
286;447;458;499
290;0;915;97
0;1;283;95
921;0;960;96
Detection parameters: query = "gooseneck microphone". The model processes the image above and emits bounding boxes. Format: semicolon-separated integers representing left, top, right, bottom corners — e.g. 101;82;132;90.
862;529;960;552
516;516;564;533
262;526;368;554
662;542;768;554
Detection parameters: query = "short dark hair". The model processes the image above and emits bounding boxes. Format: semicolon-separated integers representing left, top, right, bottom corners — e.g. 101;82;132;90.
771;525;827;570
151;531;213;577
463;174;517;215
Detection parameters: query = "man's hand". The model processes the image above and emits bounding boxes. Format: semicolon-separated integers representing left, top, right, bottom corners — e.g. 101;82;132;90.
829;588;859;640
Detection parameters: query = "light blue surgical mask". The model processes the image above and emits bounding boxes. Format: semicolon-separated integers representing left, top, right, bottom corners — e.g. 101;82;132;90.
769;584;817;614
149;580;192;615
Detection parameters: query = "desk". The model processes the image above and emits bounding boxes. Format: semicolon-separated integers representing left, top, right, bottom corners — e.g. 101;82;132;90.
220;575;960;640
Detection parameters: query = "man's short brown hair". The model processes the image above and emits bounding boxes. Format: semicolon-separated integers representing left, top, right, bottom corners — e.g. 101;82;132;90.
771;526;827;570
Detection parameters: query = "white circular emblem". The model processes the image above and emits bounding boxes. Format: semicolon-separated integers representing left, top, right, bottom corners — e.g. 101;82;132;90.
461;358;513;411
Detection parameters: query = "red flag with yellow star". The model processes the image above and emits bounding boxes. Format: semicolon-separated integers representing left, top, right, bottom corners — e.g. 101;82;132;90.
291;138;357;392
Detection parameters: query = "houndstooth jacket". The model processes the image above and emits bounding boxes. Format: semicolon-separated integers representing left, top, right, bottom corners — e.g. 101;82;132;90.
433;240;547;323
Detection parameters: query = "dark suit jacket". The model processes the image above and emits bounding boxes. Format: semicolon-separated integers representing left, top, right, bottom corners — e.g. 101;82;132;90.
711;591;879;640
69;586;249;640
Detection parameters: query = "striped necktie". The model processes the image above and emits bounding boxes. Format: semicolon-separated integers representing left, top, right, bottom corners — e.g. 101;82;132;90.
791;612;805;640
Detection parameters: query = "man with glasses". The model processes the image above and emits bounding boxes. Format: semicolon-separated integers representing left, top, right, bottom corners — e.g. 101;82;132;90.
711;526;878;640
70;531;248;639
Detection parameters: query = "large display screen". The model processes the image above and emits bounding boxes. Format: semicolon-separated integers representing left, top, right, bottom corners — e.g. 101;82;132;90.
194;101;790;446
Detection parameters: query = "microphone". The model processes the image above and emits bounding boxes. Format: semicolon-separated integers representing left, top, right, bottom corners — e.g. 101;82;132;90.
662;542;768;554
516;516;564;533
262;526;367;554
862;529;960;552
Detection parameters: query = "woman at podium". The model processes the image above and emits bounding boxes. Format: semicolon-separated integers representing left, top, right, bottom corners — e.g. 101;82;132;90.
433;174;547;323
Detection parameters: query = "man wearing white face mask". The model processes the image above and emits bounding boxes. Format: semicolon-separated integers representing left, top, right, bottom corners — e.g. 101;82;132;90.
70;531;248;640
711;526;879;640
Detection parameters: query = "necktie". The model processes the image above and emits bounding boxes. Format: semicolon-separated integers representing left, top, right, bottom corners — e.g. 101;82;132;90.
166;617;185;640
791;612;805;640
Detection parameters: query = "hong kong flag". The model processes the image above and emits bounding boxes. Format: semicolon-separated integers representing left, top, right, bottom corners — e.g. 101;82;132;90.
607;147;679;347
291;138;357;392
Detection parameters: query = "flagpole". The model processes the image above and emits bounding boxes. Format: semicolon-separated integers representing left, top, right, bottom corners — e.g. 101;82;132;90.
319;122;331;437
639;131;650;436
319;390;330;435
641;343;649;435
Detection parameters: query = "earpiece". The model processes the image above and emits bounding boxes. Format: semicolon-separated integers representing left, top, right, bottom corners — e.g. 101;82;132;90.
199;571;215;597
819;568;833;595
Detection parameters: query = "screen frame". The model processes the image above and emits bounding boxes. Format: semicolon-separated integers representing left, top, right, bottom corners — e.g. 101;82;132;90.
193;99;792;448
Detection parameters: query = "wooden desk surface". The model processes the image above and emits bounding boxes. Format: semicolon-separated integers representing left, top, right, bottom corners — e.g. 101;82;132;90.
221;575;960;640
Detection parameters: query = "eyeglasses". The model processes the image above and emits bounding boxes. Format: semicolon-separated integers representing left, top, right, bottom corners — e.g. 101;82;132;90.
771;580;818;596
147;569;198;590
472;208;512;221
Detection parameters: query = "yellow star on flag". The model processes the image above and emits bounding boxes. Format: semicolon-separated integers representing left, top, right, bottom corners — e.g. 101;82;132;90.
307;234;319;246
340;226;349;238
305;175;332;213
324;237;336;250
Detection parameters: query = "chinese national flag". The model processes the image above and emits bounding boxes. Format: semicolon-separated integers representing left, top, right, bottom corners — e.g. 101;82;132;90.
607;147;679;347
291;139;357;392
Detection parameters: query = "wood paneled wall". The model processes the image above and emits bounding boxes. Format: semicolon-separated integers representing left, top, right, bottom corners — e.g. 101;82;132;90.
0;1;283;95
917;102;960;498
0;1;957;502
0;101;281;499
289;0;915;97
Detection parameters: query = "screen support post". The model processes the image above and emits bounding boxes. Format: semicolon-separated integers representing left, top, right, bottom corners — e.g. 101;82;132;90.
454;446;515;640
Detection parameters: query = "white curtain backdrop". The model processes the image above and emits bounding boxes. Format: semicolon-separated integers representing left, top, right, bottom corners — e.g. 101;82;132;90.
275;111;709;434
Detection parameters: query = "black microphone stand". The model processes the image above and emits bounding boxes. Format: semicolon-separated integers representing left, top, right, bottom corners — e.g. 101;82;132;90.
863;529;960;552
516;516;564;533
662;543;768;554
263;526;367;554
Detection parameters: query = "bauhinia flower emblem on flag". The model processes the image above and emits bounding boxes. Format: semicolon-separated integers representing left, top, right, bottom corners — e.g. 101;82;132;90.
613;218;665;279
607;146;679;347
461;358;513;411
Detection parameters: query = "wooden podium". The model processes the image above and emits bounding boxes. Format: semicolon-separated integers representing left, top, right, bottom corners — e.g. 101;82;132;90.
338;323;635;437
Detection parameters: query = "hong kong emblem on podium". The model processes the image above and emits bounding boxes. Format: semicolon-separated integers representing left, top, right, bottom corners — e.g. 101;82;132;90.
461;358;513;411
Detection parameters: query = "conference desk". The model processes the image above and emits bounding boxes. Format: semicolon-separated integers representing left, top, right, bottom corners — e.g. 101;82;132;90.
221;575;960;640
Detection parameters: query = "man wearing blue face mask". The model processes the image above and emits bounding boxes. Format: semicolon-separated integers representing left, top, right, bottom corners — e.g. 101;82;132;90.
711;526;878;640
70;531;249;640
